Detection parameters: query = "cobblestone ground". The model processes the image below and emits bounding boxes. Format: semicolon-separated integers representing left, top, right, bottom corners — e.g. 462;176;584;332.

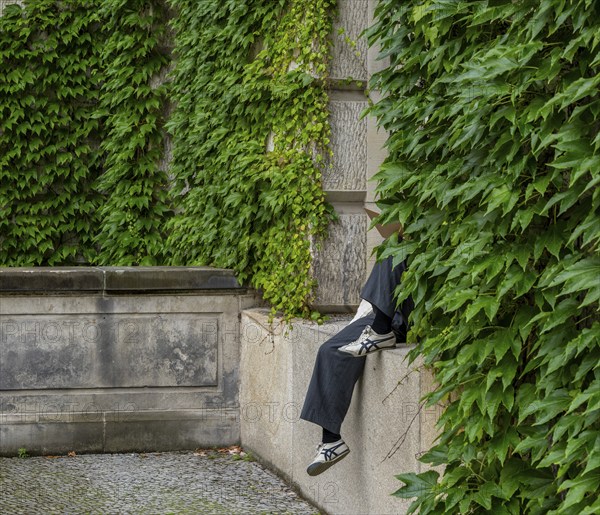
0;451;319;514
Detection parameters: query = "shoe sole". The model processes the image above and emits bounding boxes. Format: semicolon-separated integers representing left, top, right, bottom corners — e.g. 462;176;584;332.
306;449;350;476
339;343;398;357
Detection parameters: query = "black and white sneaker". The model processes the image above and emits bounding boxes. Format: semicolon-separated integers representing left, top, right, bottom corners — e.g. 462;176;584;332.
338;325;396;357
306;439;350;476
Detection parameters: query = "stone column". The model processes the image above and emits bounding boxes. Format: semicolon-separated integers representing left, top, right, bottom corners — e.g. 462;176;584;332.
312;0;389;311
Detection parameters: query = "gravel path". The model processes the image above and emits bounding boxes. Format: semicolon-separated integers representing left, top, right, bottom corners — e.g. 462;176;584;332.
0;451;319;514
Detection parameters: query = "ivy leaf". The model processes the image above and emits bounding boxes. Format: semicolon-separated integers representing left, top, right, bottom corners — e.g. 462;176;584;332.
499;458;528;498
547;257;600;307
558;472;600;511
519;389;571;425
533;224;564;260
465;296;499;322
489;427;519;466
582;439;600;475
393;470;439;499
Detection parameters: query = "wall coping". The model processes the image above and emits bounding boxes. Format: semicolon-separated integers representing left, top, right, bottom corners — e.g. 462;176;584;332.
0;266;242;293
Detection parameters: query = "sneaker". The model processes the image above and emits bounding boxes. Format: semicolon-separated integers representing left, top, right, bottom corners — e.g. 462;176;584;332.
338;325;396;357
306;439;350;476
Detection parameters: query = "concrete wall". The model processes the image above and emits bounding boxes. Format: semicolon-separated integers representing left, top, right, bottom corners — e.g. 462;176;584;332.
240;310;441;515
0;267;257;456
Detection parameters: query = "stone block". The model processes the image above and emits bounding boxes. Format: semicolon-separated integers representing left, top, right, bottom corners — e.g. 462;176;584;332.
0;314;218;390
0;266;242;292
330;0;369;81
366;113;388;202
325;97;368;192
0;267;103;292
0;408;239;456
0;268;255;456
101;266;241;291
239;310;294;474
312;213;367;310
103;409;240;453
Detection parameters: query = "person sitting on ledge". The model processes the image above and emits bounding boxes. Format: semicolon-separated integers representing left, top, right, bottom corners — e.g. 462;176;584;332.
300;242;413;476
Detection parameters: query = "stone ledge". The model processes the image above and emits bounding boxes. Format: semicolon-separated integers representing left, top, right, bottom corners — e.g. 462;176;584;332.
324;190;366;203
0;408;240;456
0;266;242;293
240;309;441;515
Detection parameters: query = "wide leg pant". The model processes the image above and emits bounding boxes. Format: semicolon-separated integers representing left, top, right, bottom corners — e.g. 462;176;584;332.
300;256;409;434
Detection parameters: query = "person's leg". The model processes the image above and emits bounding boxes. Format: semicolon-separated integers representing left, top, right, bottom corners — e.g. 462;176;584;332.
300;314;375;476
339;256;410;356
371;305;392;334
300;314;374;435
360;255;407;319
301;256;411;474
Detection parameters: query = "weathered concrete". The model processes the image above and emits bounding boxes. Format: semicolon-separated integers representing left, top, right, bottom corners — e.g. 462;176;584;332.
240;309;441;515
0;267;258;456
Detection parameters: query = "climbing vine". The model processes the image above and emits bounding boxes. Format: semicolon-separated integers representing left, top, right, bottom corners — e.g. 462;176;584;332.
93;0;171;265
0;0;335;317
368;0;599;513
0;0;102;265
166;0;335;318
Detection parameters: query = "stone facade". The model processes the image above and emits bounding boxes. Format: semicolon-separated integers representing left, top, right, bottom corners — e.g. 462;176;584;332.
0;267;258;456
312;0;389;310
330;0;369;82
0;0;384;311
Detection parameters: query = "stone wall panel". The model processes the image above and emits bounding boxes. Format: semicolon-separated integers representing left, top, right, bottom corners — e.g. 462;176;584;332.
325;99;368;191
312;213;367;309
0;268;257;455
330;0;369;81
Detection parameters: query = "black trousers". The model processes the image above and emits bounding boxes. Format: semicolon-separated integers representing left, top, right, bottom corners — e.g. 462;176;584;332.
300;256;410;434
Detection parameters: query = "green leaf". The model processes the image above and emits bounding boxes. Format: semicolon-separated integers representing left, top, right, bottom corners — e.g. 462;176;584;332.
465;296;500;322
393;471;439;499
519;389;571;425
558;472;600;510
547;257;600;307
489;427;519;466
533;225;564;260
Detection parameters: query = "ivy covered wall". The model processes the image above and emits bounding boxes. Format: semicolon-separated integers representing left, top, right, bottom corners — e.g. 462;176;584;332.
0;0;336;317
0;0;102;265
3;0;598;511
367;0;599;513
165;0;334;317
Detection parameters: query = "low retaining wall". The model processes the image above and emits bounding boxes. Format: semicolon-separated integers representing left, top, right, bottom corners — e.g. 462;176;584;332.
240;309;441;515
0;267;257;456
